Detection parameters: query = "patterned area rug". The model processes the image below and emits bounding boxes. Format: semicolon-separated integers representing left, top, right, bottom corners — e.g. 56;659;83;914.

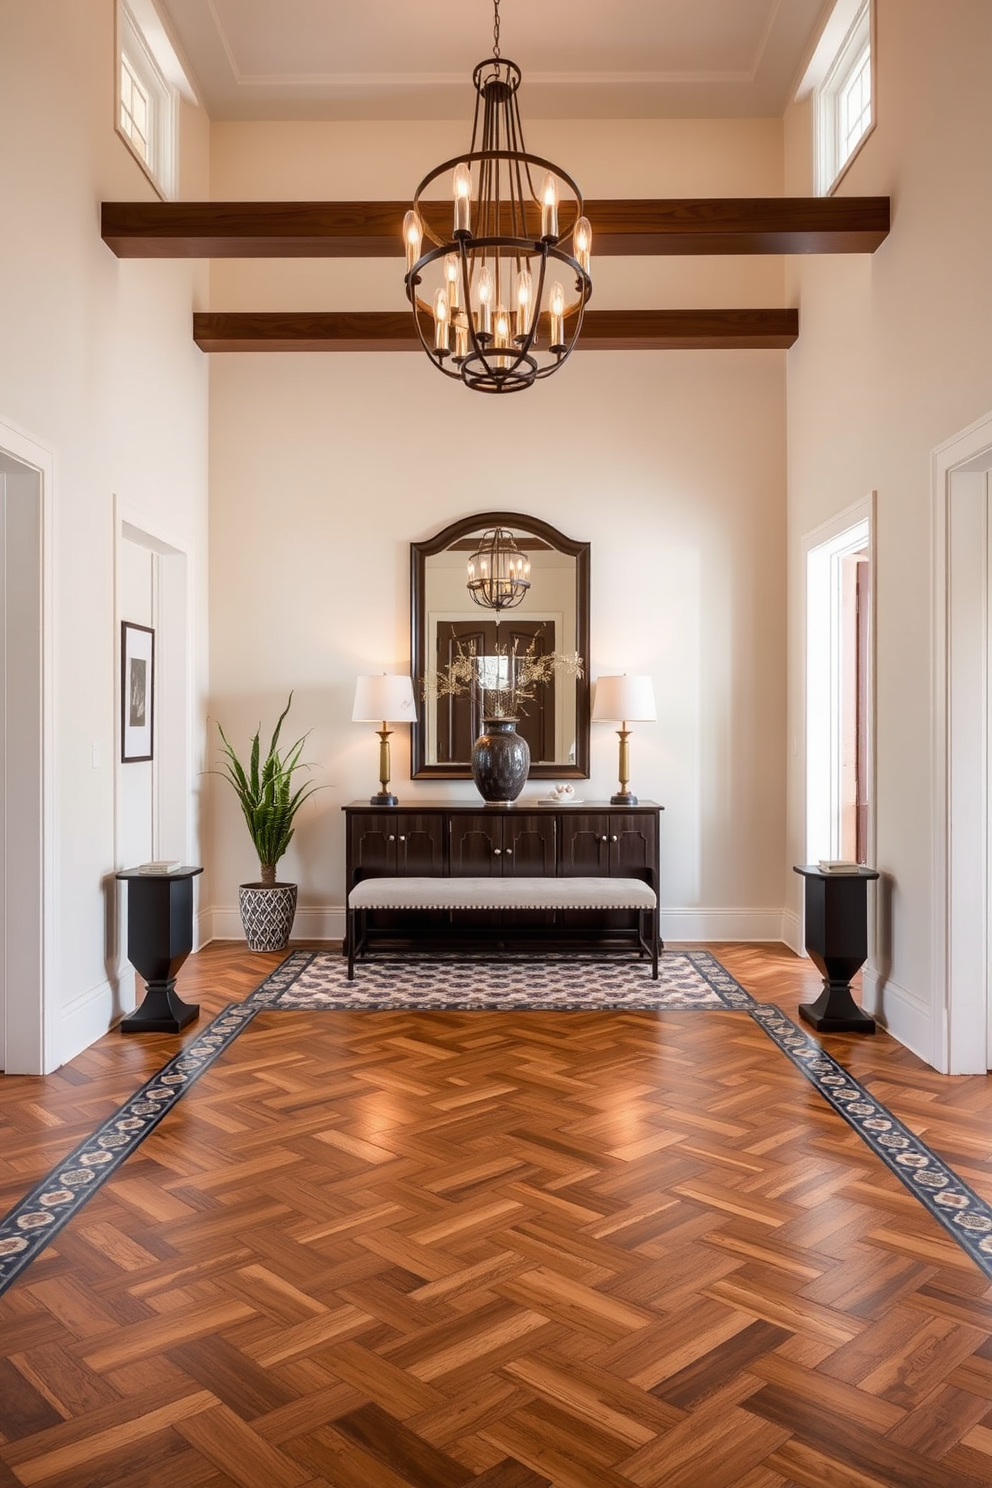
267;948;752;1010
3;949;992;1295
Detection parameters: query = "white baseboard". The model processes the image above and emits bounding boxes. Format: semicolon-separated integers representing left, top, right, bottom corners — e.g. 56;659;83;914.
781;909;804;957
861;967;933;1065
59;973;136;1066
207;904;346;943
661;908;790;944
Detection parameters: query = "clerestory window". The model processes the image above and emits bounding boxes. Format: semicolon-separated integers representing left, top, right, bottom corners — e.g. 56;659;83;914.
813;0;875;195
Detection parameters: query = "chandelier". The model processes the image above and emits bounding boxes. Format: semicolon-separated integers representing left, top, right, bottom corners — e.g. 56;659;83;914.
466;527;531;611
403;0;592;394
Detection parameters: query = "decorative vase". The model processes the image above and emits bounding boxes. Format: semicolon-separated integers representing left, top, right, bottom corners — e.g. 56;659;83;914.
238;882;298;951
471;718;530;803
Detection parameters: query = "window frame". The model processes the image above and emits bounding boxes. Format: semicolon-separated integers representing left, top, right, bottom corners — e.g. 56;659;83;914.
115;0;180;200
813;0;876;196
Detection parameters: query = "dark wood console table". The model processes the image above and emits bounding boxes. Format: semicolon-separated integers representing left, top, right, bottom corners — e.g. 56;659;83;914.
343;800;662;958
116;866;203;1032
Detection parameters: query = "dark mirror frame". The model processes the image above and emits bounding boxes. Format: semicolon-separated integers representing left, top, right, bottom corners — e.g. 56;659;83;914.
411;511;590;780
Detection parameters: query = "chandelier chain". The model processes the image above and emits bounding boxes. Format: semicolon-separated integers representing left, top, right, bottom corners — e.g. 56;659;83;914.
492;0;501;62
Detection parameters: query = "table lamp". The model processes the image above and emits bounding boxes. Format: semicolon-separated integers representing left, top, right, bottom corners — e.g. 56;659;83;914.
592;674;656;805
352;674;416;806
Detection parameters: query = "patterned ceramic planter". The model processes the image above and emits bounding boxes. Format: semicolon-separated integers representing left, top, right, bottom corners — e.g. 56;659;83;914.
471;718;531;803
238;882;298;951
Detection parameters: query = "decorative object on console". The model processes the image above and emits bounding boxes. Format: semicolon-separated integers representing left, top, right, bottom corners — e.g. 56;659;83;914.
466;526;531;611
425;636;583;723
471;717;531;804
352;674;417;807
424;638;582;805
214;692;319;950
592;674;657;806
403;0;591;394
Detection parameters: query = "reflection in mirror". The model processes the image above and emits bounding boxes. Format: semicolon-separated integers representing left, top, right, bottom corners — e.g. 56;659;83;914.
412;513;590;780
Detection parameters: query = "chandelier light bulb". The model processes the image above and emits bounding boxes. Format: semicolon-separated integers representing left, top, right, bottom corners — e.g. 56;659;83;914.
452;309;469;361
515;268;533;339
549;279;566;350
541;172;559;240
403;209;422;272
476;264;493;338
444;251;461;310
432;287;449;353
574;215;592;274
453;162;472;236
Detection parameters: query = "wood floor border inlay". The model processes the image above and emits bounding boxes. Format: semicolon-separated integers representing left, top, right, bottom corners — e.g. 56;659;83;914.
2;951;992;1299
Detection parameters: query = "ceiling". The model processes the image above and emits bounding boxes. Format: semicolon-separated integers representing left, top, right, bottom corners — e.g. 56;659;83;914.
155;0;833;122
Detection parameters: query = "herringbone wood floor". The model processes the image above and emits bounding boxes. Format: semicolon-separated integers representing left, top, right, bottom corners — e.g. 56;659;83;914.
3;942;992;1487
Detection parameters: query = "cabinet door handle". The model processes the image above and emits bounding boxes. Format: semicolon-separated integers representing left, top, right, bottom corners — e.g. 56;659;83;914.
493;847;502;855
399;835;406;842
601;835;609;842
388;834;396;842
505;848;513;856
611;835;618;842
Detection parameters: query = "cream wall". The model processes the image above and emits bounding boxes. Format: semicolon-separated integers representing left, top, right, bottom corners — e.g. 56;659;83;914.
0;0;211;1066
784;0;992;1056
206;119;789;942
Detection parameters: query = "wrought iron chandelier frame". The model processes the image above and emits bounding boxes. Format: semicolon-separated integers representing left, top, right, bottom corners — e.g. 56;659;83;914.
404;37;592;394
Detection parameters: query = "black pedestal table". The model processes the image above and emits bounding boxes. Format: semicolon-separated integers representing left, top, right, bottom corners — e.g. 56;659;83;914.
793;864;879;1034
115;867;203;1032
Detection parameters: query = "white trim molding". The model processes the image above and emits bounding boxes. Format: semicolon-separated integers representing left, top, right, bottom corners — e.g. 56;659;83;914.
0;416;58;1074
931;408;992;1073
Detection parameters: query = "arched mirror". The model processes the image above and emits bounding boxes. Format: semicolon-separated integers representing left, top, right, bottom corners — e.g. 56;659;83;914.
411;512;590;780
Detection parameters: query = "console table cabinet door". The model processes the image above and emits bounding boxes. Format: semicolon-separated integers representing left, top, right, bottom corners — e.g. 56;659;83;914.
502;815;556;877
395;814;446;875
450;816;502;876
349;813;445;881
559;812;612;875
612;815;658;885
450;814;556;877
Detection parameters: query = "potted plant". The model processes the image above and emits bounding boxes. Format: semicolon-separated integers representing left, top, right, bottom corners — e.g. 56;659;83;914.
215;692;319;951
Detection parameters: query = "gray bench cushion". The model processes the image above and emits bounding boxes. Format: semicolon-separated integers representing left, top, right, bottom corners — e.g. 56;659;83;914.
349;875;656;911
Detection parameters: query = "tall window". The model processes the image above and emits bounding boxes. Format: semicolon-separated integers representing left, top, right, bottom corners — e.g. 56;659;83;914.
814;0;874;195
116;0;192;199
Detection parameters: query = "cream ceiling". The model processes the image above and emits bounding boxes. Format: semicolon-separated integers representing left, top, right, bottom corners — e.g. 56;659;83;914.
155;0;833;121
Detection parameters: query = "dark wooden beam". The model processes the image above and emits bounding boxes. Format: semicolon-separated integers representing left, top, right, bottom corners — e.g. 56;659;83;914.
192;308;799;353
104;198;889;259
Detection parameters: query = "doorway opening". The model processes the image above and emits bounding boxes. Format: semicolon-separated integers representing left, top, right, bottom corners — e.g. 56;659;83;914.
805;501;874;869
932;411;992;1073
114;513;191;980
0;422;54;1074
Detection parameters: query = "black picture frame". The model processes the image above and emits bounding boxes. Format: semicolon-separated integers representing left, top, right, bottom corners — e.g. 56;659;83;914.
121;620;154;762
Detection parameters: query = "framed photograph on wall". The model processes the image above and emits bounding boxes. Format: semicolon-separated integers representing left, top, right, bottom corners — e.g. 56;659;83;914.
121;621;154;762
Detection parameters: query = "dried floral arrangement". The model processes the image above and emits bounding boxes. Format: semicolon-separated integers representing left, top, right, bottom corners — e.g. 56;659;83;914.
424;637;584;720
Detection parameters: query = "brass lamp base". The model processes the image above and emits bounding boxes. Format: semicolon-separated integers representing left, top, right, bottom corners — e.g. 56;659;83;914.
611;728;637;807
370;727;399;807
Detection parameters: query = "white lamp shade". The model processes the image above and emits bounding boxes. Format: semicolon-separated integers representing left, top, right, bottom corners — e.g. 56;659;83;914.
592;674;657;723
352;674;417;723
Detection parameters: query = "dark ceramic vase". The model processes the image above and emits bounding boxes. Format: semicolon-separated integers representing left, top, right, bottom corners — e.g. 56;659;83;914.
471;719;531;803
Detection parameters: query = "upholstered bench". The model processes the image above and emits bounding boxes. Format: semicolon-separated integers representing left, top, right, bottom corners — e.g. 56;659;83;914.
346;875;659;979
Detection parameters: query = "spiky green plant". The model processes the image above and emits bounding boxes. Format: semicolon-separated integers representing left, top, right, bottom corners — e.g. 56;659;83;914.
215;693;318;885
